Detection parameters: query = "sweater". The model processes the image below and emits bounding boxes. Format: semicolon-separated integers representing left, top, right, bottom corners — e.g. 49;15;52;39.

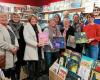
83;24;100;45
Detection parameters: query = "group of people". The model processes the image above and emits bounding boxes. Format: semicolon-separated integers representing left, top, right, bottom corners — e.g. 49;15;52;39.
0;11;100;80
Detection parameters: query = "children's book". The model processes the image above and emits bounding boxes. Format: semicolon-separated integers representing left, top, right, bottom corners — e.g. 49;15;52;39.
75;32;88;44
38;32;49;45
58;66;68;80
52;37;65;49
90;69;100;80
66;71;81;80
78;55;94;80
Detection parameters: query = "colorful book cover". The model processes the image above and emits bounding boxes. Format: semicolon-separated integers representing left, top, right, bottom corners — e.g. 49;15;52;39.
52;37;65;49
67;35;76;48
78;55;94;80
38;32;49;45
90;69;100;80
66;59;79;73
50;62;60;74
70;51;81;62
75;32;88;44
66;71;81;80
58;66;68;80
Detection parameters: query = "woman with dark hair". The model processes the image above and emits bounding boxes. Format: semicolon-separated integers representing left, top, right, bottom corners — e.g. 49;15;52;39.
23;14;44;80
54;14;63;34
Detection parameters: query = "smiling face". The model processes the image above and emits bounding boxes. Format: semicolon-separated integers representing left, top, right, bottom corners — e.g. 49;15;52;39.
48;19;57;28
73;14;79;23
30;16;38;25
63;18;70;28
12;14;20;23
87;15;94;23
0;13;8;26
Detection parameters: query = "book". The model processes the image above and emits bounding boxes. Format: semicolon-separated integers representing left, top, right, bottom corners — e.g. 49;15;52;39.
70;51;81;62
75;32;88;44
90;69;100;80
78;55;94;80
52;37;65;49
67;35;76;48
50;62;60;74
38;32;49;45
66;71;81;80
66;59;79;73
58;66;68;80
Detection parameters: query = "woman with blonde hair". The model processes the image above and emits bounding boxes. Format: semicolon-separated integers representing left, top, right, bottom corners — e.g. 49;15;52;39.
0;12;19;80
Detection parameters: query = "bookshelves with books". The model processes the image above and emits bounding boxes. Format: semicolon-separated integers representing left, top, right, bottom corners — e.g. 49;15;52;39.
0;2;42;22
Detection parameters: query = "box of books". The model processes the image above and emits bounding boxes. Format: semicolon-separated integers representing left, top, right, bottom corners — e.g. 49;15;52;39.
78;55;94;80
52;37;65;49
49;60;68;80
74;32;88;44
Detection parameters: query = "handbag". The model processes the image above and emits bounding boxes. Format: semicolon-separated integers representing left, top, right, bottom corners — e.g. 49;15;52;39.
0;54;5;69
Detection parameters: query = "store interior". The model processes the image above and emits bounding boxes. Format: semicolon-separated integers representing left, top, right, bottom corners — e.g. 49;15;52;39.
0;0;100;80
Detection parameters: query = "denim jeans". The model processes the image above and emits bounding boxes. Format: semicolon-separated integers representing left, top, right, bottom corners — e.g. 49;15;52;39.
85;44;99;61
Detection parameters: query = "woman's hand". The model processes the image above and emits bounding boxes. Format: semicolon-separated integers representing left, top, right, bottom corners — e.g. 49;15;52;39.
10;47;18;55
87;38;95;43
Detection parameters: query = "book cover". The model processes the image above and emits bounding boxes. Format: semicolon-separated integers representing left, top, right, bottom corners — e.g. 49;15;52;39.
50;62;60;74
78;55;94;80
70;51;81;62
38;32;49;45
58;66;68;80
75;32;88;44
67;59;79;73
52;37;65;49
90;69;100;80
67;35;76;48
66;71;81;80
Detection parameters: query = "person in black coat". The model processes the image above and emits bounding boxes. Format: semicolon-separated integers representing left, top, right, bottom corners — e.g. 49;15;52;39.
62;17;76;51
8;13;26;80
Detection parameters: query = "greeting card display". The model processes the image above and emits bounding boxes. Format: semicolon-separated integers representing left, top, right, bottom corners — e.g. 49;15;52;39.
75;32;88;44
38;32;49;45
78;56;94;80
52;37;65;49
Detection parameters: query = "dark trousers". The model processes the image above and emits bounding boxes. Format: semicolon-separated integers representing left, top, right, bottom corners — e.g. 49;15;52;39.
44;51;59;73
15;40;26;79
3;68;16;80
27;61;39;80
75;44;83;53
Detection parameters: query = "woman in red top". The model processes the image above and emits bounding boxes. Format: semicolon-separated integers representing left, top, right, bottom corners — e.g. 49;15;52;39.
83;13;100;60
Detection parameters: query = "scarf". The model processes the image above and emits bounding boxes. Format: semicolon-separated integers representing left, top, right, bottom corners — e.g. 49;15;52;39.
8;20;23;39
32;24;42;60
